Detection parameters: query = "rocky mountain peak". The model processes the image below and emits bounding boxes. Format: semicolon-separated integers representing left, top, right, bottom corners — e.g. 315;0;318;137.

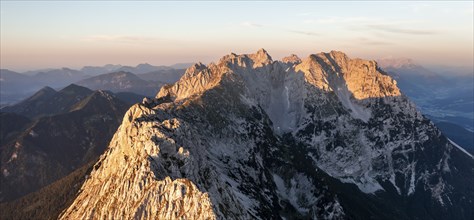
136;63;153;68
159;50;401;123
59;83;93;95
62;50;474;220
19;86;58;104
249;48;273;66
282;54;301;64
327;50;350;66
31;86;57;99
38;86;56;93
300;51;401;100
184;62;207;77
217;48;273;69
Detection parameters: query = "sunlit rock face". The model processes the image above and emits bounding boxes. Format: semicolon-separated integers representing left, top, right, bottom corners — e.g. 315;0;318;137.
60;104;216;219
62;49;473;220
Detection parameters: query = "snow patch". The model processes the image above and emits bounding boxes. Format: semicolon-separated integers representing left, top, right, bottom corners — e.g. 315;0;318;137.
407;162;416;195
272;173;318;214
273;174;286;198
389;173;401;195
431;177;447;206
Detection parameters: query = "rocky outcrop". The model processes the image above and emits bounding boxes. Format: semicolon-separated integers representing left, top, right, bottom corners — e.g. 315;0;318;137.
61;104;215;219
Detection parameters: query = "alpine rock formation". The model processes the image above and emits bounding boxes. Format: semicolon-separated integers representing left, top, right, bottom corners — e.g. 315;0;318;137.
60;49;474;219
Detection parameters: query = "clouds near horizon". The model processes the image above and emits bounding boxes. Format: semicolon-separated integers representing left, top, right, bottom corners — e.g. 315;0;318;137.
1;1;472;71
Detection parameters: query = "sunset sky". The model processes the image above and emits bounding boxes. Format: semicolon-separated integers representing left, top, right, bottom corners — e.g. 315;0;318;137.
1;1;473;71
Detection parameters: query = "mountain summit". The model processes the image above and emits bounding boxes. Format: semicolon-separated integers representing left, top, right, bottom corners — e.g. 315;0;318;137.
61;50;474;219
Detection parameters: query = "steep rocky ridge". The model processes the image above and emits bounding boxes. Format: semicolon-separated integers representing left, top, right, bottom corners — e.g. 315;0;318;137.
61;49;474;219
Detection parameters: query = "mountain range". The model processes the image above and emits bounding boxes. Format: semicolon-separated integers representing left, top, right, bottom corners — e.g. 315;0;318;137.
81;63;191;76
0;50;472;219
0;63;187;105
0;85;130;202
75;71;165;97
56;49;473;219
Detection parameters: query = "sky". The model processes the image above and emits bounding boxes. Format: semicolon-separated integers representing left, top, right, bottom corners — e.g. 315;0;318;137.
1;1;473;71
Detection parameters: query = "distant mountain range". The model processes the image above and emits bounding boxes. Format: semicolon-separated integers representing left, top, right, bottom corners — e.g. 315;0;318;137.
377;58;473;101
2;84;93;118
0;63;187;105
0;85;130;202
80;63;192;76
137;68;186;84
76;71;165;97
